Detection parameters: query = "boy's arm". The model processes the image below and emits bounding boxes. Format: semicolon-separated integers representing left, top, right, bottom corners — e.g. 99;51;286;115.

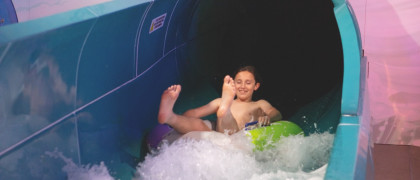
258;100;283;122
183;98;221;118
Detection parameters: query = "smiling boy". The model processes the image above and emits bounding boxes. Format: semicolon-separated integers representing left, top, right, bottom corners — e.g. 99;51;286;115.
158;66;282;135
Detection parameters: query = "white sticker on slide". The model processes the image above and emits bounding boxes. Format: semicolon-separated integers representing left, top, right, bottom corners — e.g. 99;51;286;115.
149;13;167;34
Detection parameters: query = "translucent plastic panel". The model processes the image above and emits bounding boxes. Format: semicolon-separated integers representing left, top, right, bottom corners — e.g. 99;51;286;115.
76;52;179;179
76;3;149;106
0;116;79;179
0;18;94;151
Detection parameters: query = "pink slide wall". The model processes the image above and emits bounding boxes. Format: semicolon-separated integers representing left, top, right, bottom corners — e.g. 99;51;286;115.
350;0;420;146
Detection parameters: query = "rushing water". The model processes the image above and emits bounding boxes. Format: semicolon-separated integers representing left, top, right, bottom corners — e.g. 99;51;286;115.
45;151;113;180
48;131;334;180
135;131;334;180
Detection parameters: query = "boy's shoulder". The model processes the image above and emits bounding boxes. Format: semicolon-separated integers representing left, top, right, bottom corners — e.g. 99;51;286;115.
255;99;273;107
256;99;269;104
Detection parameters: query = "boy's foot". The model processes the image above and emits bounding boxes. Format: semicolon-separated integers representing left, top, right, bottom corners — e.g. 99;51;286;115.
158;85;181;124
217;75;236;118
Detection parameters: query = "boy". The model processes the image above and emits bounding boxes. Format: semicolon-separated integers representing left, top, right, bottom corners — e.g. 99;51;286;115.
158;66;282;135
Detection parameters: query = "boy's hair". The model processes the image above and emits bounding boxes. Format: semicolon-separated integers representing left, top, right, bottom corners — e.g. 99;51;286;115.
234;65;262;84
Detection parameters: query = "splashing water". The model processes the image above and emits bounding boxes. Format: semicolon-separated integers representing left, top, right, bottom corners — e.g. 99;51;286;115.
135;131;334;180
46;150;113;180
45;131;333;179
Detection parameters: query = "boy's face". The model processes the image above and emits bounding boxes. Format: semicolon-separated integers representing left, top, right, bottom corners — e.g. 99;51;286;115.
234;71;260;102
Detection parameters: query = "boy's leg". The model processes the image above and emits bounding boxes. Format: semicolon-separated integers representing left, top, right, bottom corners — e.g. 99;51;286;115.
158;85;211;134
216;76;239;134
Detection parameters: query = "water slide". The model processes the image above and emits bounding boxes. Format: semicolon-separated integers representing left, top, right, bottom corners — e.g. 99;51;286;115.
0;0;18;26
0;0;372;179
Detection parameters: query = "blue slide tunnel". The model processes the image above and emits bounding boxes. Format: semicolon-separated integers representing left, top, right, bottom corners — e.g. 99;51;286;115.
0;0;371;179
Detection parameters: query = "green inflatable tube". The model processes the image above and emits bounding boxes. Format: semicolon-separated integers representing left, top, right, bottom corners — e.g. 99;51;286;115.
246;121;304;151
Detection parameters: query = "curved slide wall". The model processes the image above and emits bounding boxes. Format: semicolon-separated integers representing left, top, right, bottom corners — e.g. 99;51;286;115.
0;0;370;179
0;0;18;26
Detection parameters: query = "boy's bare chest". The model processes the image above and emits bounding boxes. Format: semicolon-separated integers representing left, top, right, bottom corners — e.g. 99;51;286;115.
230;102;261;126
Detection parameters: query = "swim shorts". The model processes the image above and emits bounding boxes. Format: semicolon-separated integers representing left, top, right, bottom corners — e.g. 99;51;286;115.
203;120;217;131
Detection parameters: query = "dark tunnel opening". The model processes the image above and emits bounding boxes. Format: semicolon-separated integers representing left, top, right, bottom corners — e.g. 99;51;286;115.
178;0;343;134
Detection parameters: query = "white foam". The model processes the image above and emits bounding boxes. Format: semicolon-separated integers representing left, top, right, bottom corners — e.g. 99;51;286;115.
135;131;334;180
46;150;113;180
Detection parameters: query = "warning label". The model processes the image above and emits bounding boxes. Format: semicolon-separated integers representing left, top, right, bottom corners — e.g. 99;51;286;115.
149;13;167;34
